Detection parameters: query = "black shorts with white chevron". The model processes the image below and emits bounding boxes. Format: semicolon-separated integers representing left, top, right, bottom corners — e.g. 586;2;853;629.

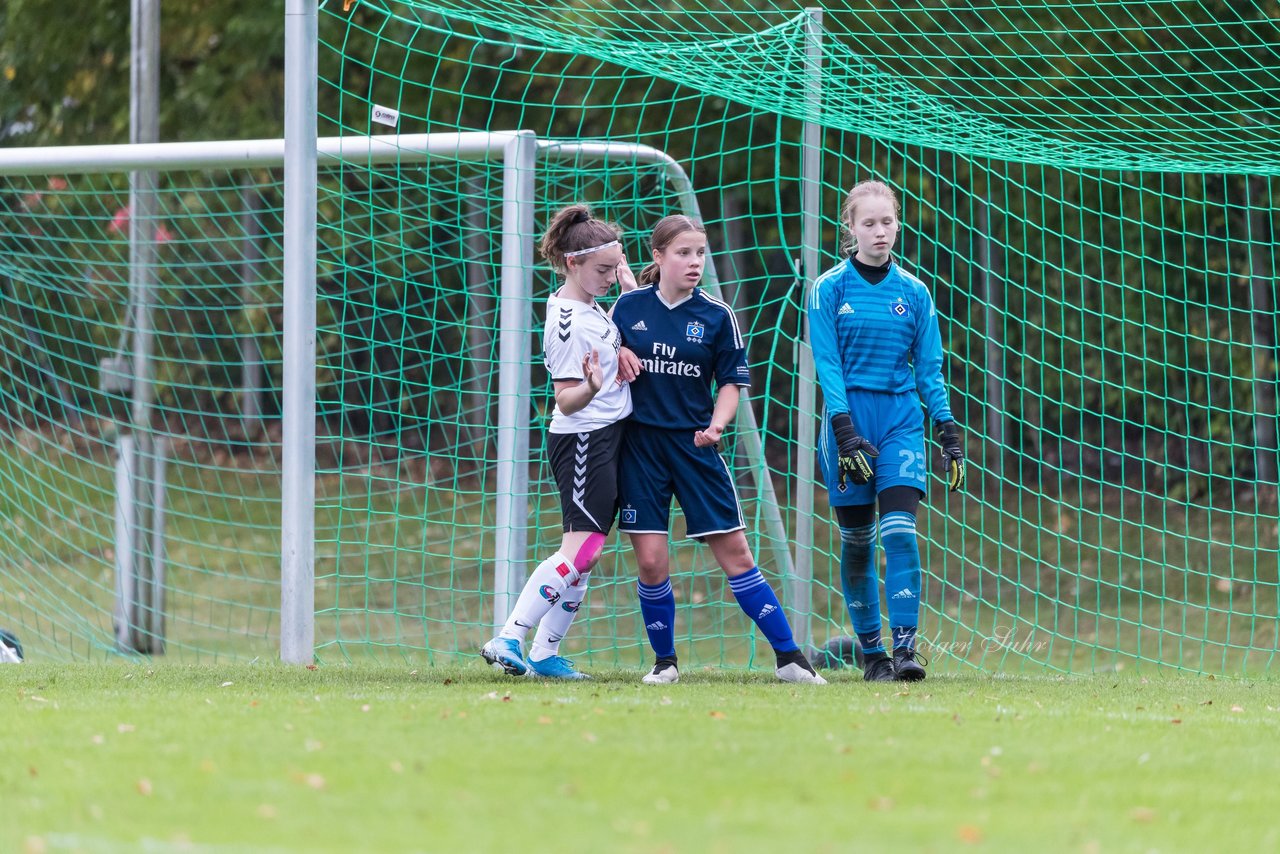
545;421;624;533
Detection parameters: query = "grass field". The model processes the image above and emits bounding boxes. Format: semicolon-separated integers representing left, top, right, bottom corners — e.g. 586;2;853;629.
4;663;1280;853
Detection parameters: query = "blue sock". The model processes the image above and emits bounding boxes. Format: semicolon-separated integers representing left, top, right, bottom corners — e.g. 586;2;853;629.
880;511;922;637
728;568;798;653
892;626;918;651
839;523;884;656
637;579;676;660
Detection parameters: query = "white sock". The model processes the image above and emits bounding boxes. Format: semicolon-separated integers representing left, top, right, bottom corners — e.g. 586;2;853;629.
498;553;580;641
529;571;590;661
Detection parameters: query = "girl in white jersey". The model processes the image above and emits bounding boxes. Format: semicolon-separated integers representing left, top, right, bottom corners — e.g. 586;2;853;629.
482;204;636;680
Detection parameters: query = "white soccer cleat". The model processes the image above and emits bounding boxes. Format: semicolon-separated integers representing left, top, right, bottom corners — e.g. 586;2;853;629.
641;658;679;684
480;636;528;677
775;661;827;685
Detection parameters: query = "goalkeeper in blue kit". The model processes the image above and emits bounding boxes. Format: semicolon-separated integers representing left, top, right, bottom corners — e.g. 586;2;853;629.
808;180;967;683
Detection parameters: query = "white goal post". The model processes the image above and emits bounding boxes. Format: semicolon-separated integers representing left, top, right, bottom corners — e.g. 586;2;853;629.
0;130;815;663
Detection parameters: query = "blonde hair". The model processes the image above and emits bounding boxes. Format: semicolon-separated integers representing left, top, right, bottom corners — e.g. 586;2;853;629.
840;181;901;256
637;214;706;286
539;204;622;274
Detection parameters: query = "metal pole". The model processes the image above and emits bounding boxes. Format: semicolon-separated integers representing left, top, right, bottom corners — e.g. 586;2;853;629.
791;6;823;650
492;130;537;630
280;0;318;664
146;437;168;654
112;435;137;651
0;133;519;176
122;0;160;654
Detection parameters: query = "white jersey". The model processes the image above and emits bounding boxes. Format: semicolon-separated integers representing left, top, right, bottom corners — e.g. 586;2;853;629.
543;292;633;434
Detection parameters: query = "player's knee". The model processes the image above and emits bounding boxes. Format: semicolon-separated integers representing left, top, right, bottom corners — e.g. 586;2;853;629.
878;517;919;557
572;532;606;572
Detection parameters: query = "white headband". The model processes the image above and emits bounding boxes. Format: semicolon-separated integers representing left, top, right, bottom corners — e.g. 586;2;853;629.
563;240;620;258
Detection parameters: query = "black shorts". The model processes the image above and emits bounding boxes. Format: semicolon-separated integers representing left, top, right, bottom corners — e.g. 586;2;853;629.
546;422;624;534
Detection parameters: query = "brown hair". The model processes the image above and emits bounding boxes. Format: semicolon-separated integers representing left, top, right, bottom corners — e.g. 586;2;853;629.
840;181;901;256
538;203;622;274
637;214;707;286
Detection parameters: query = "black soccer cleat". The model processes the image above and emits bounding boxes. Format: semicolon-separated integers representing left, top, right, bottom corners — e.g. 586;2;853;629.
893;647;927;682
862;654;896;683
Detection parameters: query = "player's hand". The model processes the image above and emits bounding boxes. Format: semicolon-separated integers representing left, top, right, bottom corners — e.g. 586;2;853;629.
935;420;966;493
581;349;603;394
831;412;878;486
617;255;639;293
693;423;724;448
616;346;641;383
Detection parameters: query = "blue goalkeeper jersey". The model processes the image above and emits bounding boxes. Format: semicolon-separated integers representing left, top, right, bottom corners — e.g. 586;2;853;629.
807;257;954;424
612;285;751;430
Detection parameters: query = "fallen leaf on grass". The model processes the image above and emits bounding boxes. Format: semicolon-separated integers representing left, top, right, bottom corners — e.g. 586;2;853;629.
23;836;46;854
583;732;598;743
868;796;894;812
957;825;983;844
304;773;325;790
1129;807;1157;823
1231;705;1244;713
117;723;135;733
305;664;317;671
1170;719;1182;724
220;682;233;688
136;778;153;796
257;804;277;819
537;716;553;725
709;710;727;719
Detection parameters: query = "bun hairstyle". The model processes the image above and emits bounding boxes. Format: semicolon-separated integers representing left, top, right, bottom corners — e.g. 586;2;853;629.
840;180;901;256
539;203;622;274
637;214;706;286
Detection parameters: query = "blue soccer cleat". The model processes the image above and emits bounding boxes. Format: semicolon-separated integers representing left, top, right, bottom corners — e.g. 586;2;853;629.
526;654;590;680
481;636;528;677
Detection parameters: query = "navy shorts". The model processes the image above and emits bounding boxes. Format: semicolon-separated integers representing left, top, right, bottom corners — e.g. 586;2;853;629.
618;422;745;539
818;389;928;506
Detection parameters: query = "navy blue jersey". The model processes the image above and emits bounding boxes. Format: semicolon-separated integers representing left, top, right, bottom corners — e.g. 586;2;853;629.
807;258;954;424
612;285;750;430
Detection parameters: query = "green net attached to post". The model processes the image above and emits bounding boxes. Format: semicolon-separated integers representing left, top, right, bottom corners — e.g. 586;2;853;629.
0;0;1276;672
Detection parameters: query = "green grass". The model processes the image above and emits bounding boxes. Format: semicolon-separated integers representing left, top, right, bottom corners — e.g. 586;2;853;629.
4;664;1280;852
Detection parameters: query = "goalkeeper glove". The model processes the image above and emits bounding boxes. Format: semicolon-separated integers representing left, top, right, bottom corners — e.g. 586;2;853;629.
936;420;966;493
831;412;879;486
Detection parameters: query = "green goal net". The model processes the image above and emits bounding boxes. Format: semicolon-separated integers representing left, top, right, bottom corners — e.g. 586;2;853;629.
0;0;1276;673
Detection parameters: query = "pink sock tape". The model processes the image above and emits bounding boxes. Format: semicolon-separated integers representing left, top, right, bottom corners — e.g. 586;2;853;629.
573;532;607;572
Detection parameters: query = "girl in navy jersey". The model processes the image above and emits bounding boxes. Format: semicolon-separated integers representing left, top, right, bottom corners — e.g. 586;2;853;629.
481;204;635;680
612;215;824;685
